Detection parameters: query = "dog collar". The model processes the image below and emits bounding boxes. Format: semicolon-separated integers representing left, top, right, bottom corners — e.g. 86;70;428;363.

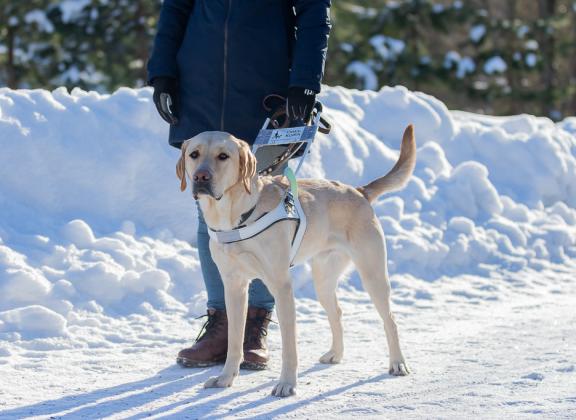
207;168;307;266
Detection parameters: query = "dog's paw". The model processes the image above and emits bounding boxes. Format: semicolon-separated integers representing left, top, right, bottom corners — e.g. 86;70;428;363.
271;381;296;397
389;361;410;376
319;349;342;364
204;374;236;388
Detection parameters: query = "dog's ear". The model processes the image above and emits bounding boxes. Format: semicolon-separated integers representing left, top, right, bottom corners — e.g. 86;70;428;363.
237;140;257;194
176;141;188;192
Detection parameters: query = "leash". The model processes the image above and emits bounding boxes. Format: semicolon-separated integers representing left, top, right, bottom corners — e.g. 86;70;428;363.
283;166;307;264
255;95;330;176
261;94;331;134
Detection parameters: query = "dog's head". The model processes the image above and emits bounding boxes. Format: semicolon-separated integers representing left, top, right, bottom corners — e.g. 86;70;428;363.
176;131;257;201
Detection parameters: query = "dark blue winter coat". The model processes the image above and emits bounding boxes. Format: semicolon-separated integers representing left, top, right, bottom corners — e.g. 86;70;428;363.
147;0;331;148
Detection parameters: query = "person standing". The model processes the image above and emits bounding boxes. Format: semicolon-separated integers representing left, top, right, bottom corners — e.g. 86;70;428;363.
147;0;331;370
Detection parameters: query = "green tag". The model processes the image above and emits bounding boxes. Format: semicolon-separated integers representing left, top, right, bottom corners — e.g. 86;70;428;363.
284;167;298;196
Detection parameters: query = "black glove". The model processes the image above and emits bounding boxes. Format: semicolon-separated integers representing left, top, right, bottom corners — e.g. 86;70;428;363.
151;77;179;125
286;86;316;126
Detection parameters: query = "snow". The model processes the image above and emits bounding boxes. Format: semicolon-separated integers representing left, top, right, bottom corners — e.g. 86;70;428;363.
59;0;91;23
339;42;353;53
526;39;539;50
0;306;67;339
526;52;538;67
24;10;54;33
517;25;530;38
432;4;445;13
469;24;486;43
346;61;379;90
1;85;575;417
370;35;405;61
484;56;507;74
444;51;476;78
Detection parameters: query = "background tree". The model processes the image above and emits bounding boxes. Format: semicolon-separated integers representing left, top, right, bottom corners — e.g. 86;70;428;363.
0;0;55;88
1;0;575;120
45;0;160;90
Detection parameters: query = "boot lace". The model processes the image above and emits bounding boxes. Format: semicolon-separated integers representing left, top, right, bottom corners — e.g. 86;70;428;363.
194;312;221;343
245;315;275;345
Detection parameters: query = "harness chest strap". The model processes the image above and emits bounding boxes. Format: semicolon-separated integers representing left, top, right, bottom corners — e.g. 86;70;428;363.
207;168;307;266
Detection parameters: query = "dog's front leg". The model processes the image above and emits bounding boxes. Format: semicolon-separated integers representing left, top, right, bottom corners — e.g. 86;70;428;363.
204;276;249;389
271;275;298;397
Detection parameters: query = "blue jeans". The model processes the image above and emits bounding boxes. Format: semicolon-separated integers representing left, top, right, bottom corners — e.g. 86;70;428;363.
196;204;275;311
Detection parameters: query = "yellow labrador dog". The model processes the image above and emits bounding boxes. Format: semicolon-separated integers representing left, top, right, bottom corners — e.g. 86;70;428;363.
177;125;415;397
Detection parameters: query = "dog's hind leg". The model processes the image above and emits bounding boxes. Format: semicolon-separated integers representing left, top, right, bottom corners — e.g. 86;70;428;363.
348;217;410;376
311;250;350;364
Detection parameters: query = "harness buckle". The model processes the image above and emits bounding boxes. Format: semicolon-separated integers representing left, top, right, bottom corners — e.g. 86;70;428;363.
284;192;295;215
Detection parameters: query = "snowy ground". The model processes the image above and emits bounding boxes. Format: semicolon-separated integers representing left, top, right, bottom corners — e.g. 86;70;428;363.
1;269;575;418
1;85;575;418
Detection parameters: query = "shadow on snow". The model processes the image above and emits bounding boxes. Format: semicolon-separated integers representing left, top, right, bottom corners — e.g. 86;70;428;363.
0;363;396;419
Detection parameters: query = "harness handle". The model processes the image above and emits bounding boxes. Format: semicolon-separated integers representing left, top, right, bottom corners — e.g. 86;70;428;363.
261;94;331;134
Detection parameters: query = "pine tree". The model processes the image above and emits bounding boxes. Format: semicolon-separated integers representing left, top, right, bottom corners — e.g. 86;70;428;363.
328;1;483;97
0;0;161;91
325;0;574;119
570;1;576;113
47;0;160;91
2;0;576;119
0;1;55;88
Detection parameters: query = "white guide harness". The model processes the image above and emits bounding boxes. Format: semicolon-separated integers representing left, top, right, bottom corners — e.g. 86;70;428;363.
207;169;306;265
206;109;324;266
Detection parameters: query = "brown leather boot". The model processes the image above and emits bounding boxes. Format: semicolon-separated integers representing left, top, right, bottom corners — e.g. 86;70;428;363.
177;309;228;367
241;307;273;370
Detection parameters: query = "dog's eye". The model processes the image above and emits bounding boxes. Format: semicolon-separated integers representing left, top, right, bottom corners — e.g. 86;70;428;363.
218;153;229;161
189;151;199;159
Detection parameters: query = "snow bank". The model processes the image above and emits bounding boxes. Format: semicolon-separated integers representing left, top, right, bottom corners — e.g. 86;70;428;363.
1;85;575;339
0;305;67;339
0;87;192;239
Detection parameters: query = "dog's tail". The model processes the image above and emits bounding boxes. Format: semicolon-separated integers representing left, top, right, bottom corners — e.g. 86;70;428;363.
357;125;416;203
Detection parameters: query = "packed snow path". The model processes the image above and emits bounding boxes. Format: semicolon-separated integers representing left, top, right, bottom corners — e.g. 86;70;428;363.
1;269;574;419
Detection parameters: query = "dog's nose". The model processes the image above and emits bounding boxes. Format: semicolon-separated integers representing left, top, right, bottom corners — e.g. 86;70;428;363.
193;169;212;182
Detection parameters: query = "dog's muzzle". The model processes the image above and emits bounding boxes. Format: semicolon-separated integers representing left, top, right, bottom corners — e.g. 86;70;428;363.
193;182;215;200
192;168;218;200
